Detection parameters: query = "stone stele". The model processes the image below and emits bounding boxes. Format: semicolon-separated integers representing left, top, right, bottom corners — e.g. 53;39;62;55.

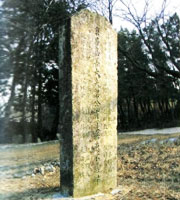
58;9;117;198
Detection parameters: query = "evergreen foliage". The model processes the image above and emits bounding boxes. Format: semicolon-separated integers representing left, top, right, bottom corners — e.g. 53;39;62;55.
118;15;180;131
0;0;179;142
0;0;87;143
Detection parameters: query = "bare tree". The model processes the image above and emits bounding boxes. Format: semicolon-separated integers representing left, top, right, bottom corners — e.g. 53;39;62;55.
59;0;118;24
85;0;118;24
117;0;180;79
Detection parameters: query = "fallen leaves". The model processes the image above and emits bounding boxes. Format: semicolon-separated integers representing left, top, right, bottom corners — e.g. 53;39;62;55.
117;135;180;199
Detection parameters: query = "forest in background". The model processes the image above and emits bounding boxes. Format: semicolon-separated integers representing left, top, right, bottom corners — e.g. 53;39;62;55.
0;0;179;143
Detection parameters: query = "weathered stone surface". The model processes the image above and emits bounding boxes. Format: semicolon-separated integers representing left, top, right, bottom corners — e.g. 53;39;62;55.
59;9;117;198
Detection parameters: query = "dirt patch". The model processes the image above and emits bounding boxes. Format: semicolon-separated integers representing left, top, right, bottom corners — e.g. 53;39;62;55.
0;134;180;199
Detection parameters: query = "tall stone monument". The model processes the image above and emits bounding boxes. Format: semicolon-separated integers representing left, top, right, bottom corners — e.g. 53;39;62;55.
59;9;117;198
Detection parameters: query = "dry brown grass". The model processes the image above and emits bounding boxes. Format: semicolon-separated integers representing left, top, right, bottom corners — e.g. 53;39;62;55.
117;133;180;200
0;134;179;199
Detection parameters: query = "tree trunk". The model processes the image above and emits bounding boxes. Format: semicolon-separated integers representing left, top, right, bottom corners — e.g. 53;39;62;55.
22;62;28;143
133;96;140;127
37;67;43;140
125;98;131;127
50;104;59;140
31;83;37;143
1;74;16;143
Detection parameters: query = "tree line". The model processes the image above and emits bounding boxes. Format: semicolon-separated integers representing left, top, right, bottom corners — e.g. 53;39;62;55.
117;3;180;130
0;0;179;143
118;24;180;131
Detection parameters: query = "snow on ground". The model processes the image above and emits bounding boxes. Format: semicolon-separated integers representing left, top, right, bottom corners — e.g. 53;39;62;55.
119;127;180;135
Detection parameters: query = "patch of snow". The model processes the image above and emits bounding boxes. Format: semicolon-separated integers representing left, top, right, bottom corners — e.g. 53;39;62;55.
140;138;158;145
53;193;69;199
52;193;104;200
111;188;121;195
168;137;178;143
119;127;180;135
0;140;59;150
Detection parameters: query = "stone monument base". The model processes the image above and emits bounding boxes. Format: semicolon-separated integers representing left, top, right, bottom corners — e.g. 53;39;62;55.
52;188;122;200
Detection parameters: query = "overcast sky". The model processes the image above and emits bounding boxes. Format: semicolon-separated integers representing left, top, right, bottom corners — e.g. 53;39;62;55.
113;0;180;31
0;0;179;31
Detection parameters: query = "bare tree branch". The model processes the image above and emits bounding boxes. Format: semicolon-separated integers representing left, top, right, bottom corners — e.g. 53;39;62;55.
117;0;180;78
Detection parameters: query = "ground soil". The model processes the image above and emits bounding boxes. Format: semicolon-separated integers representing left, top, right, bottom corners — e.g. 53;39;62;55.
0;133;180;200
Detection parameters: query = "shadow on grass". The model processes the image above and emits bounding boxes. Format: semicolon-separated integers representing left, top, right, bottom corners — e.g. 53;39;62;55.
0;158;59;178
0;186;60;200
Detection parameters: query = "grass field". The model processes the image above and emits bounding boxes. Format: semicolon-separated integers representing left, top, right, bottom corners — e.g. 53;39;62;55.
0;133;179;199
117;133;180;200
